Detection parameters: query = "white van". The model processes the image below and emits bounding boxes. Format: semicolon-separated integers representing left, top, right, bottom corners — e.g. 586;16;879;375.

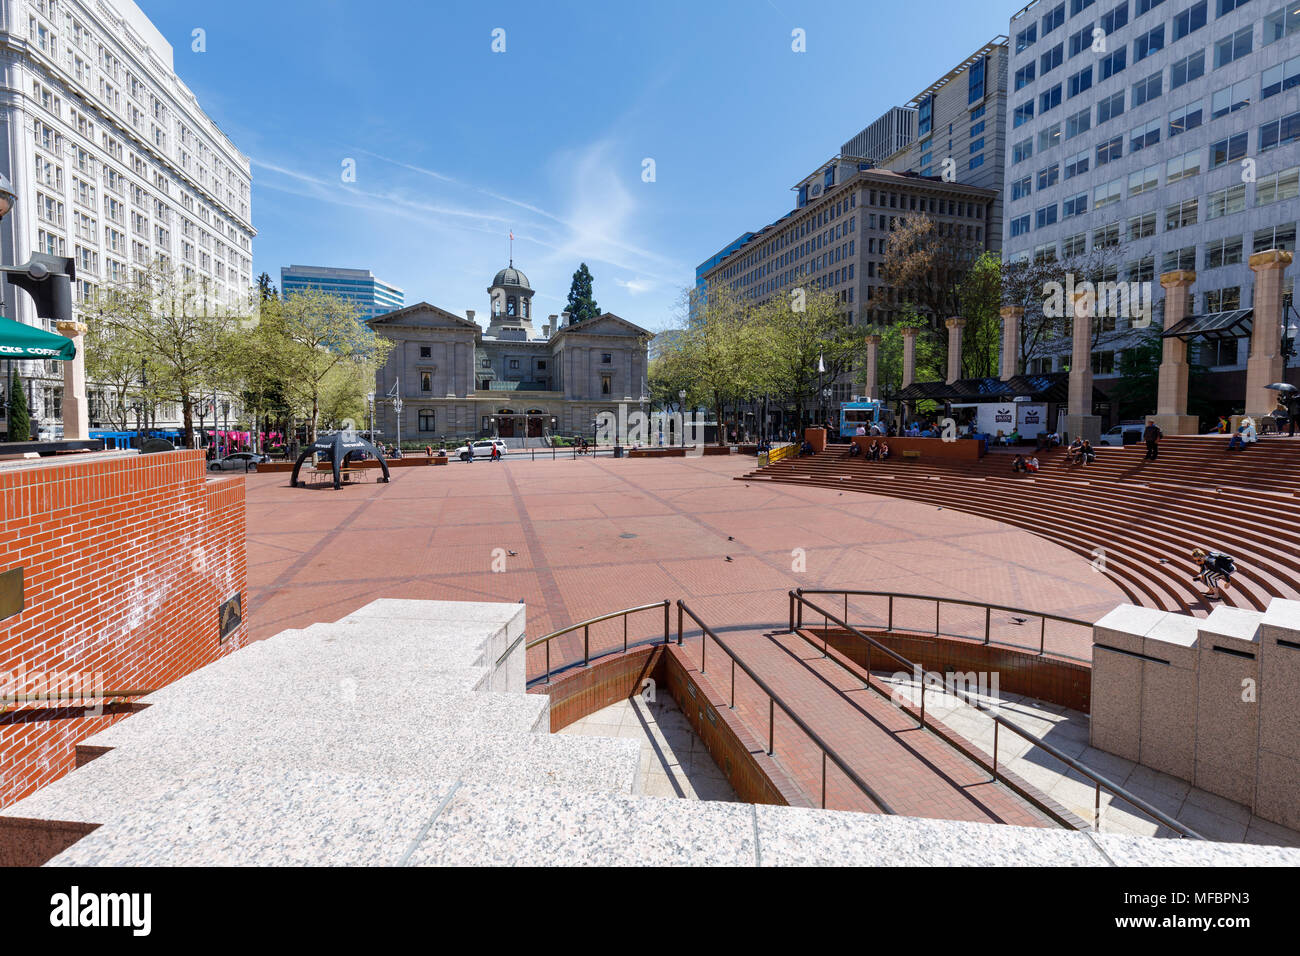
1098;423;1145;446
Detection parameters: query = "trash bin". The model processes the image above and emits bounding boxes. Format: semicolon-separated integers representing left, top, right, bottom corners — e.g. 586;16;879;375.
613;445;624;458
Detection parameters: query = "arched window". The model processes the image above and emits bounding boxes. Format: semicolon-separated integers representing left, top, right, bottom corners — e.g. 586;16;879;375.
522;297;530;319
507;295;517;316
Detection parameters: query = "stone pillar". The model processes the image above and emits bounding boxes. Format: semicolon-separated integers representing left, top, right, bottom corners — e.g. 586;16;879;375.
1246;249;1293;422
1064;290;1101;443
55;320;88;440
1150;270;1199;435
863;334;881;399
945;317;966;385
999;306;1022;381
901;327;917;388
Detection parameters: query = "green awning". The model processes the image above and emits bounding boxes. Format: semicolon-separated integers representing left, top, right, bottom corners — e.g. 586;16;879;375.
0;315;75;360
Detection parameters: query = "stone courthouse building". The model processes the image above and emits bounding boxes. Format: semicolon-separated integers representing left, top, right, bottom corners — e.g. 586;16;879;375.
368;263;651;443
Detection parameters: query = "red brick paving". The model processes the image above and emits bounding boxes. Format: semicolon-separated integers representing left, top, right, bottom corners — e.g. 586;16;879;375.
240;454;1123;826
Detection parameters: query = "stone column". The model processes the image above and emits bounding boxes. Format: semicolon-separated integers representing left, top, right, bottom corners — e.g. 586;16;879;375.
1246;249;1294;422
901;327;917;388
55;321;88;440
999;306;1022;381
863;334;881;399
945;317;966;385
1064;289;1101;443
1151;270;1199;435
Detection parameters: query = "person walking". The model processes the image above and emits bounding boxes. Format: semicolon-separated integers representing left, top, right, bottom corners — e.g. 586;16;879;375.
490;443;501;463
1192;548;1235;601
1143;420;1162;460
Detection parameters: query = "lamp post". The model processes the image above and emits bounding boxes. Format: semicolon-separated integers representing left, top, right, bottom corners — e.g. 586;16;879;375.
194;399;211;451
367;391;375;442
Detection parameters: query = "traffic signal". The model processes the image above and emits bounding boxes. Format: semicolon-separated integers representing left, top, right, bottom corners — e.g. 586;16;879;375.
3;253;76;325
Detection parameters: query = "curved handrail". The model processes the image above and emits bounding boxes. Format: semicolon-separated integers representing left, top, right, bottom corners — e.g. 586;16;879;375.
792;588;1092;661
526;601;670;684
677;600;895;815
791;590;1204;839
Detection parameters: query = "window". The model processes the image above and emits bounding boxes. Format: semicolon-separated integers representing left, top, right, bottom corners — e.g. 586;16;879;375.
1014;100;1035;127
1042;2;1066;33
601;375;611;395
918;95;933;135
419;346;432;358
1130;118;1162;151
1129;211;1158;239
1204;287;1241;313
1254;222;1297;251
1169;100;1204;136
1095;178;1124;208
1215;0;1249;13
1072;0;1096;13
969;55;987;103
1205;183;1247;218
1092;351;1116;375
1101;2;1130;34
1013;137;1034;163
1163;247;1197;272
1214;27;1252;68
1204;236;1243;268
1015;63;1036;90
1069;66;1094;98
418;410;435;432
1135;25;1165;61
1262;55;1300;97
1166;148;1202;181
1036;203;1060;228
1129;255;1156;282
1039;123;1063;152
1174;1;1208;39
970;137;985;153
1132;70;1163;106
1065;149;1091;178
1064;193;1089;218
420;371;432;392
1210;132;1248;167
480;358;491;368
1128;163;1160;195
1041;42;1065;74
1097;134;1124;164
602;353;613;363
1064;232;1089;257
1066;108;1092;138
1038;164;1061;189
1069;24;1095;58
1256;166;1300;205
1260;110;1300;151
1100;47;1127;79
1171;50;1206;88
1034;242;1059;263
1010;214;1032;237
1040;84;1063;113
1210;80;1251;117
1095;222;1122;248
1017;23;1039;51
1012;176;1033;202
1098;90;1126;123
1266;3;1300;43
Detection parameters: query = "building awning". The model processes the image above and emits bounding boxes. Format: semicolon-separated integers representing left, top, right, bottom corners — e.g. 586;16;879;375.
1162;309;1253;341
0;315;76;360
896;372;1102;405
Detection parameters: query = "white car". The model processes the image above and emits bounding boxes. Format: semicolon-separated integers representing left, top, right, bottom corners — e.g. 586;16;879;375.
455;439;509;461
1098;423;1145;446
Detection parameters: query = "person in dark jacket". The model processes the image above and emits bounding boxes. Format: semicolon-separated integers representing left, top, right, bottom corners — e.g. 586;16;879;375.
1143;421;1162;460
1192;548;1235;600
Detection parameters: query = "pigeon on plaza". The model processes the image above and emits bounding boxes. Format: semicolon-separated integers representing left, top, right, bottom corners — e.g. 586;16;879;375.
725;556;733;562
1011;617;1028;625
507;549;518;556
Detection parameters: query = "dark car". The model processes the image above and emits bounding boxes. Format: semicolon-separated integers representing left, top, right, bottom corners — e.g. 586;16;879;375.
207;452;269;473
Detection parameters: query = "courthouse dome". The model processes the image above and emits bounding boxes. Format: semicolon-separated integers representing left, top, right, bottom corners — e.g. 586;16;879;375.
491;265;531;290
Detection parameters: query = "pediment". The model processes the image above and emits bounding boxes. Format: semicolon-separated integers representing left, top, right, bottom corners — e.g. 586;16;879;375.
369;302;480;332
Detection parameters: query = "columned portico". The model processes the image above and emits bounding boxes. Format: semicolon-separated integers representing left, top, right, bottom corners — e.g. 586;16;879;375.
945;317;966;385
1064;290;1101;443
999;306;1022;382
1150;271;1200;436
1246;249;1294;422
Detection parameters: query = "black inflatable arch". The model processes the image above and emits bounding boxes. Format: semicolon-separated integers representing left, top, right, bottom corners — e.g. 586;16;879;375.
291;432;391;489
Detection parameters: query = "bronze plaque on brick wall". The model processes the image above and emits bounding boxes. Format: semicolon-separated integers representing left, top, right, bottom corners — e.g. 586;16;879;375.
0;567;22;622
218;593;242;643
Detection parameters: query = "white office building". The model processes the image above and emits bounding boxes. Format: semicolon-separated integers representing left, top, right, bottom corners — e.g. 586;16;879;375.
0;0;255;434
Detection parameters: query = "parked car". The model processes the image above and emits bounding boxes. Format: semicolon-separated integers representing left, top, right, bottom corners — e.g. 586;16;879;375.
1098;423;1145;446
207;452;269;472
453;439;509;461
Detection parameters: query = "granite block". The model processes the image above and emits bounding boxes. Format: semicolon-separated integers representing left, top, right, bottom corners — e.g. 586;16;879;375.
1090;646;1142;761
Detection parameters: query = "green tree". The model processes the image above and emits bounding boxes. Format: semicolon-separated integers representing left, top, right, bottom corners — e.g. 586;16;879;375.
564;263;600;323
757;285;859;427
958;251;1003;379
864;308;944;412
256;272;279;302
7;368;29;441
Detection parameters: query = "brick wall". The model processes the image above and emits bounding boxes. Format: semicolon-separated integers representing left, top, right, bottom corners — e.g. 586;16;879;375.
0;450;246;807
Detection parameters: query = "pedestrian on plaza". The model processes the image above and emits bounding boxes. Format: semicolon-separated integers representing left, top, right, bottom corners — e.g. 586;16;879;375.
490;443;501;463
1143;420;1163;460
1192;548;1235;601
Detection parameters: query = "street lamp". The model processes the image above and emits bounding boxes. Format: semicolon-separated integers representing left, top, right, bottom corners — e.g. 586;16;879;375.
367;391;375;442
194;399;211;450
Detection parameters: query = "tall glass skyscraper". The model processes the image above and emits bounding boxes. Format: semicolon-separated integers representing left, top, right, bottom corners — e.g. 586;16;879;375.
279;264;404;320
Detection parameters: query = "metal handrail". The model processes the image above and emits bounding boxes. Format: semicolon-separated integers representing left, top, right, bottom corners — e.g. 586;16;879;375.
792;588;1092;660
790;590;1204;839
526;601;670;684
676;600;895;815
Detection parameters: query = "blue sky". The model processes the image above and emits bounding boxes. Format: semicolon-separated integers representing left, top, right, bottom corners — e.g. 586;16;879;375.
139;0;1005;331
